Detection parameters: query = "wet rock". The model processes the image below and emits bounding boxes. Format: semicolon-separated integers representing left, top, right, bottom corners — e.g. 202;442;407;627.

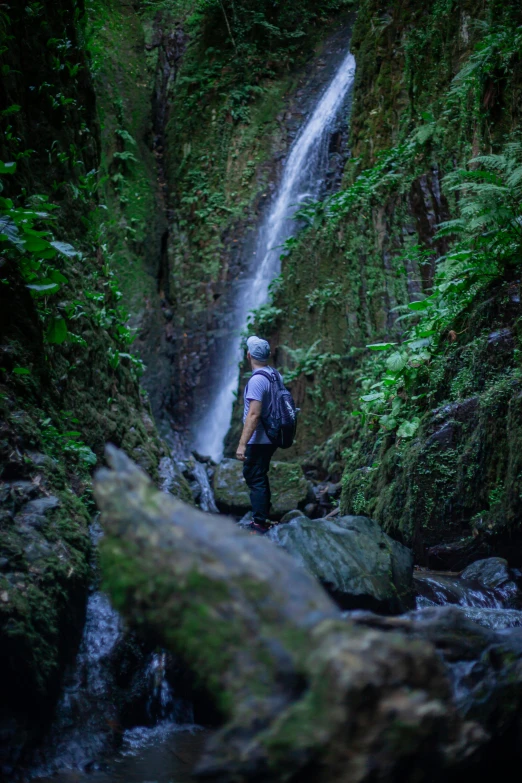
487;327;513;347
212;458;250;514
158;456;194;505
280;509;304;524
21;496;60;516
353;605;522;734
425;420;457;448
94;448;486;783
460;557;520;606
432;396;479;424
414;570;504;609
269;462;311;516
213;458;309;517
460;607;522;630
237;511;253;528
270;515;414;613
461;557;513;590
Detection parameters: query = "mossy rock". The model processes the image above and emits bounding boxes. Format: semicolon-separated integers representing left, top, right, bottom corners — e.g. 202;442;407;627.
213;459;310;517
270;515;414;614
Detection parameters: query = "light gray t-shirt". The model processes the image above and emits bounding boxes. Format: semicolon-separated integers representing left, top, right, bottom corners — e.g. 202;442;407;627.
243;367;282;445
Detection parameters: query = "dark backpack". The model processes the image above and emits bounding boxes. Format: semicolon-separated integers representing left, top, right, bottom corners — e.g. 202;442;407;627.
249;368;299;449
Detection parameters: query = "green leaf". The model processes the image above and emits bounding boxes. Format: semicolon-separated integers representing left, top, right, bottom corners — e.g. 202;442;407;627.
13;367;31;375
27;282;60;293
46;316;68;344
391;397;402;415
361;391;385;402
50;240;79;257
408;299;431;311
63;430;81;438
366;342;397;351
39;248;58;259
1;105;21;117
0;216;21;245
77;445;97;466
379;415;397;430
24;236;51;253
386;352;407;372
0;161;17;174
397;419;420;438
49;270;68;284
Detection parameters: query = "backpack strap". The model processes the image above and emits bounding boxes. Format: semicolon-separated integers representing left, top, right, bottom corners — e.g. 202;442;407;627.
245;367;276;395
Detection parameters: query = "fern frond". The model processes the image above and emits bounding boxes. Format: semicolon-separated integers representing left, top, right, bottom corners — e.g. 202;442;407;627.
469;154;508;172
506;166;522;190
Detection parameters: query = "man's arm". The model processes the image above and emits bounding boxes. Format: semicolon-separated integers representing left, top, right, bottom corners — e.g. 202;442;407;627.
236;400;262;461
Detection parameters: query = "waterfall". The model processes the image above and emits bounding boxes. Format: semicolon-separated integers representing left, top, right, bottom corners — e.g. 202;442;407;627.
193;48;356;462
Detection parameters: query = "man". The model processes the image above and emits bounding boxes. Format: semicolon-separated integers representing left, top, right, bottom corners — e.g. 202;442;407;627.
236;335;281;534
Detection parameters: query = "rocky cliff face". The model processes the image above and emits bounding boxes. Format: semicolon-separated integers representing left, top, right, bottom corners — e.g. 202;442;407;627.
253;0;522;561
87;1;355;436
0;0;168;760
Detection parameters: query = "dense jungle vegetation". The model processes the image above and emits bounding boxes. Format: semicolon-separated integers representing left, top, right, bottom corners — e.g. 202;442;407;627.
2;0;522;776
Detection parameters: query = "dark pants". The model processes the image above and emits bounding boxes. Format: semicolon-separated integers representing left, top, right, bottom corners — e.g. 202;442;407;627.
243;444;277;524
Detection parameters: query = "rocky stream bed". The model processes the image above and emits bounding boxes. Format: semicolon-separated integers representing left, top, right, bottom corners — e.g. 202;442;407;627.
7;448;522;783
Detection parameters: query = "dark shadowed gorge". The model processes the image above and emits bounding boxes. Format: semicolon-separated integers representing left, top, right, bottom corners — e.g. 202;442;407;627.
2;0;522;780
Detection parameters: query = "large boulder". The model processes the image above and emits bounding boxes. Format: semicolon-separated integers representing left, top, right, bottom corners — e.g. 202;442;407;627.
270;515;414;613
213;458;309;517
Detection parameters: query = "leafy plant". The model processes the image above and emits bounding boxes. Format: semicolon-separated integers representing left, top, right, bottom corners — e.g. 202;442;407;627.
356;138;522;435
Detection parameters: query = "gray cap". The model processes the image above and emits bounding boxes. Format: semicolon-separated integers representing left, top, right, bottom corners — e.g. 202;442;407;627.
247;335;270;361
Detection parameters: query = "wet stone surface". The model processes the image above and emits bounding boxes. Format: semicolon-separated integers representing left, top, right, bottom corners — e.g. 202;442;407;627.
270;514;414;613
213;458;310;517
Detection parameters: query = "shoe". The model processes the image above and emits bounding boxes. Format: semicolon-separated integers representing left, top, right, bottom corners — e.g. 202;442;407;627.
248;520;271;535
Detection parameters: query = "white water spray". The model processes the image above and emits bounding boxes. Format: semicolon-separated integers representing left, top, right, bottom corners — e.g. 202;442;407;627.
194;49;356;461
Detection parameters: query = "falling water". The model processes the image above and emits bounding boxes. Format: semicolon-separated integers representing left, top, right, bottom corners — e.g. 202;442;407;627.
193;48;356;462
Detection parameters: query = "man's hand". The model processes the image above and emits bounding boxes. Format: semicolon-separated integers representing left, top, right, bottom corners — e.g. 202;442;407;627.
236;400;262;461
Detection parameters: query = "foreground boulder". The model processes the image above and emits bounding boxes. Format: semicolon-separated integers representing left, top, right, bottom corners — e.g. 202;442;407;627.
93;447;495;782
213;457;309;516
270;515;414;613
353;605;522;744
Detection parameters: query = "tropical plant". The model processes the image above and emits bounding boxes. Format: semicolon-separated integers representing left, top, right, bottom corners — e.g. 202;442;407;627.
356;139;522;436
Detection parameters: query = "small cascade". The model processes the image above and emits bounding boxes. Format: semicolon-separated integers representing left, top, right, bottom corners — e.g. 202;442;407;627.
28;590;124;776
146;653;174;723
415;572;505;608
27;520;197;779
191;459;219;514
414;567;522;630
159;452;219;513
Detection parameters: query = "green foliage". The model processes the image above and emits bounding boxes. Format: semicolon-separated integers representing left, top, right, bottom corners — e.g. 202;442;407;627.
448;20;522;104
0;162;141;375
0;179;75;342
356;137;522;433
306;281;343;314
174;0;353;129
279;9;522;447
40;415;97;467
282;340;342;383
